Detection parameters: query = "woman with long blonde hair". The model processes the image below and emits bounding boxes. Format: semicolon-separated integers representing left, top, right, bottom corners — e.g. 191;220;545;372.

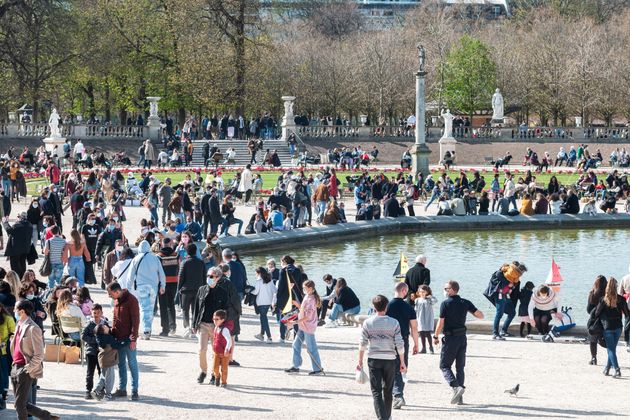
55;289;86;340
63;229;91;287
595;277;629;378
4;271;21;298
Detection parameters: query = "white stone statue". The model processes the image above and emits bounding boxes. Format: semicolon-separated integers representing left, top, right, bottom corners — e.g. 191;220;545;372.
492;88;504;121
417;43;426;72
150;101;158;118
440;109;453;138
284;101;294;118
49;108;61;138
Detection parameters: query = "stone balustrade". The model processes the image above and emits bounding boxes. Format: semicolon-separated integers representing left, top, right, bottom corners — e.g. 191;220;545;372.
0;123;149;140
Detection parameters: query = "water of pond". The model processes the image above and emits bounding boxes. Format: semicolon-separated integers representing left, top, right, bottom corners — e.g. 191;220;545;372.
244;229;629;323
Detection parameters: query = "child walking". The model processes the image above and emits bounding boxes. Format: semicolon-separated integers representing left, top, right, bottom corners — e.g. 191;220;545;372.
93;323;129;400
414;285;437;354
82;304;107;400
519;281;535;337
212;310;233;388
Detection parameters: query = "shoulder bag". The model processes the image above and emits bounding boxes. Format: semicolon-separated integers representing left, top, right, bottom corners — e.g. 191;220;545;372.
39;240;52;277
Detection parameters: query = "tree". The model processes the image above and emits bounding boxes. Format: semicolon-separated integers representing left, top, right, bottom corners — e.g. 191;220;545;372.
0;0;77;120
443;35;496;119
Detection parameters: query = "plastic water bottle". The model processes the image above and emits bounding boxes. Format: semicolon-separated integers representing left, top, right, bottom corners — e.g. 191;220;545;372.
402;373;408;383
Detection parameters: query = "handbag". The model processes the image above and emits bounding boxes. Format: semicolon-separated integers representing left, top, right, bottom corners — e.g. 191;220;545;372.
586;306;603;336
27;244;38;265
39;241;52;277
355;366;368;384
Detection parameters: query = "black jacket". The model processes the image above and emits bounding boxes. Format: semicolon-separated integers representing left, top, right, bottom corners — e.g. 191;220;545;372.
336;286;360;310
209;195;222;224
404;263;431;295
177;256;206;293
3;219;32;256
95;229;124;258
383;197;400;218
192;277;241;334
201;193;211;216
276;264;303;312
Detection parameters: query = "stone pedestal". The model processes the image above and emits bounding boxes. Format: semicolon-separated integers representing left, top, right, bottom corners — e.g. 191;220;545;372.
411;143;431;177
7;124;17;137
146;96;162;142
439;136;457;163
281;95;296;142
43;135;66;153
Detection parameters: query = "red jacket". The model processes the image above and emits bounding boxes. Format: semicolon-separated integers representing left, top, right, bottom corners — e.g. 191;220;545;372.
112;290;140;342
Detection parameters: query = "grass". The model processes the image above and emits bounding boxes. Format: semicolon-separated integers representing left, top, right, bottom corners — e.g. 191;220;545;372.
24;167;593;197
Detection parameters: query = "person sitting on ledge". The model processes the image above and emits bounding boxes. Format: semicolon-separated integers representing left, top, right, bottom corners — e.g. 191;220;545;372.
560;189;580;214
437;195;452;216
520;193;535;216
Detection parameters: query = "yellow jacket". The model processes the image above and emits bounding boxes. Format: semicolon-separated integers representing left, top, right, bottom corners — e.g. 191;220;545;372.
0;315;15;356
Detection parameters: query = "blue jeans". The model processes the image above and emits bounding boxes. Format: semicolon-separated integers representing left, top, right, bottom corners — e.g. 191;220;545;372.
258;305;271;338
507;196;518;210
329;304;360;321
149;208;159;227
493;295;516;335
118;344;139;393
316;201;327;220
221;218;243;235
1;179;9;196
67;256;85;286
48;263;64;289
603;328;622;370
393;337;409;398
0;354;9;393
292;330;322;372
135;285;157;334
68;331;81;341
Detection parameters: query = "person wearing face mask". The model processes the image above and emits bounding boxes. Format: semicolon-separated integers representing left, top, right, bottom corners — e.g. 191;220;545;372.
184;216;202;242
433;280;484;405
26;199;42;247
81;213;102;285
157;238;180;337
191;267;221;384
163;222;178;241
176;232;200;259
10;300;60;420
95;218;124;264
101;239;126;288
47;184;64;231
201;234;222;271
17;282;46;333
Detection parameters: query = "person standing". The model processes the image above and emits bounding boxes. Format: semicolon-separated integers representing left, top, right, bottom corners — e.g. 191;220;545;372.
143;140;156;169
596;277;629;378
159;178;173;226
44;226;66;289
107;282;140;401
178;243;205;339
238;164;254;204
11;300;60;419
208;188;223;236
81;213;102;285
191;267;220;385
504;173;517;211
386;282;419;410
284;280;324;375
433;280;484;405
252;267;276;343
358;295;406;420
127;240;165;340
157;238;179;337
616;266;630;352
405;254;430;300
2;213;32;278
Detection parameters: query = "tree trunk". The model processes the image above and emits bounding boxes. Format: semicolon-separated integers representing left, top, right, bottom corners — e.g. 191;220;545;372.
104;81;111;123
178;108;186;128
234;1;246;117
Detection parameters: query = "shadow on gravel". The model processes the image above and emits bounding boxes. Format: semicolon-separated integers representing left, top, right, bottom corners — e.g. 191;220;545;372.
227;384;366;399
402;403;623;417
133;395;273;412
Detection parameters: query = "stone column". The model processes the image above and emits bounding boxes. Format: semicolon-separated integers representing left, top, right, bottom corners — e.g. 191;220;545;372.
281;95;296;142
146;96;162;142
411;70;431;178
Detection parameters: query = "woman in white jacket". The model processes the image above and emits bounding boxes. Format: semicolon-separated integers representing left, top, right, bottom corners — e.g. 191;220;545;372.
55;289;87;340
528;284;561;335
253;267;277;343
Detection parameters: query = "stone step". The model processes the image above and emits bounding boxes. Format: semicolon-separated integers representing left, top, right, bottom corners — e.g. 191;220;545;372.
188;139;295;167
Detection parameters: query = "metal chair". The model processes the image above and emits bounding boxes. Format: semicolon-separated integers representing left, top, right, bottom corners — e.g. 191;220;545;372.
55;316;84;366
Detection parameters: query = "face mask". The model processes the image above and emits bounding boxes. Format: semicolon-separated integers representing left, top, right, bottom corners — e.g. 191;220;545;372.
88;219;96;225
443;290;450;298
113;217;119;222
211;240;218;245
206;276;215;286
32;203;38;208
116;245;124;252
43;222;48;228
108;224;115;231
26;294;34;300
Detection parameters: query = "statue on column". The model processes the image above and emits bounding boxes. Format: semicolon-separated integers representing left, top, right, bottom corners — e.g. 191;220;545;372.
492;88;504;121
48;108;61;138
440;109;454;139
417;44;426;72
150;101;158;118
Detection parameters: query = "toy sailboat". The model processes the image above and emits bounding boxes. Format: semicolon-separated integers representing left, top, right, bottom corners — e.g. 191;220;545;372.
545;258;564;295
392;252;408;281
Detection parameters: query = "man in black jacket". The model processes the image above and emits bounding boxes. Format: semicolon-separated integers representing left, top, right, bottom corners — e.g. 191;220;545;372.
383;194;400;218
208;189;222;236
3;212;32;277
157;238;180;337
405;255;430;299
178;243;205;338
560;189;580;214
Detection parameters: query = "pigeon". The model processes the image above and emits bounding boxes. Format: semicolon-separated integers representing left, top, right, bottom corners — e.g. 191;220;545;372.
504;384;519;396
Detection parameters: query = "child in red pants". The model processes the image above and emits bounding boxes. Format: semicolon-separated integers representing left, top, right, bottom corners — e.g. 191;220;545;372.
212;310;232;387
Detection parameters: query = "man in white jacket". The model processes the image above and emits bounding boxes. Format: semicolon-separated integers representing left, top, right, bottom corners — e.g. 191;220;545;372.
238;164;254;204
128;240;165;339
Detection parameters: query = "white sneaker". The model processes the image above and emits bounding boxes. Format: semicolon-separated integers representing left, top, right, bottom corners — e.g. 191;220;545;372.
254;334;264;342
183;328;190;339
266;337;272;344
325;320;338;328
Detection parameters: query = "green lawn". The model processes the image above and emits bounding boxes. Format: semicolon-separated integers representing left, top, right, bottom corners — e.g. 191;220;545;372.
25;168;591;197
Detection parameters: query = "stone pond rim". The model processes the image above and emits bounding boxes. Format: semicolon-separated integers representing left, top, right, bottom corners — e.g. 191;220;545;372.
219;213;630;254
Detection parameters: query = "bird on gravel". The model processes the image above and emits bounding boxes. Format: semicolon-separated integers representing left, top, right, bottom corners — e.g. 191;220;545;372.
504;384;520;396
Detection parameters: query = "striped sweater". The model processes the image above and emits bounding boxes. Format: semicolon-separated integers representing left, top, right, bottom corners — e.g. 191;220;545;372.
360;315;404;360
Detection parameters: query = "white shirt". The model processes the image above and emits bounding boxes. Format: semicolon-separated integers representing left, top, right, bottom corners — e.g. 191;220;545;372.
74;142;85;155
253;279;277;306
111;259;133;290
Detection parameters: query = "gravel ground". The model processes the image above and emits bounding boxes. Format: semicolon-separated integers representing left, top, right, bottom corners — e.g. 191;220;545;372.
0;196;629;419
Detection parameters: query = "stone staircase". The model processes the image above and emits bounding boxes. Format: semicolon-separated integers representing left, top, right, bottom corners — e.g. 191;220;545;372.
190;139;294;167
